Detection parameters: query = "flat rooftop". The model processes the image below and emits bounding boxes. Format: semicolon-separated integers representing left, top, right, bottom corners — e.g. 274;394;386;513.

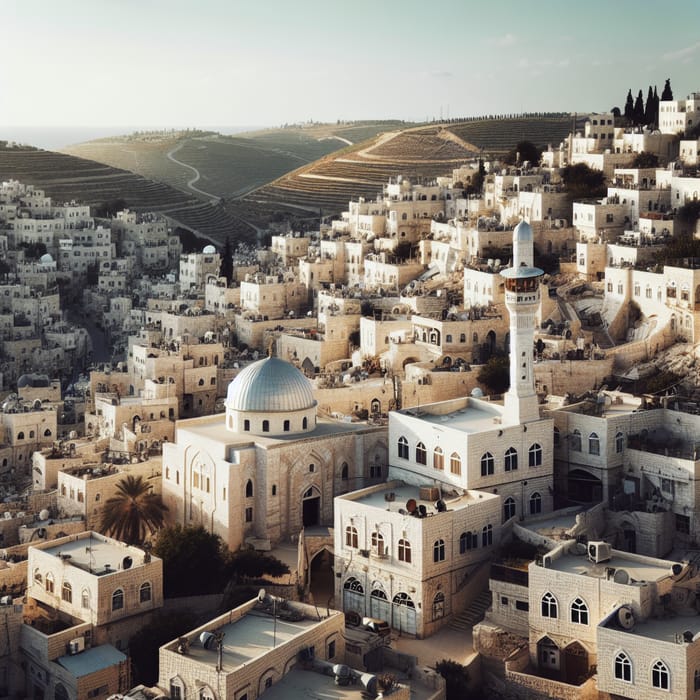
177;414;374;446
549;551;674;583
262;667;435;700
341;481;498;514
181;610;324;670
40;533;149;576
603;614;700;644
400;397;513;432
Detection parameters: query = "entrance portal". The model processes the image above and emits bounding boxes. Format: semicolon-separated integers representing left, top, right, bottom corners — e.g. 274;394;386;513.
309;548;334;608
302;486;321;527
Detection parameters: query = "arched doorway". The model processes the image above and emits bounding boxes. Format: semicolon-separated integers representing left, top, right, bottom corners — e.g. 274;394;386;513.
619;520;637;553
370;584;391;621
343;577;365;613
563;641;589;684
301;357;315;376
392;592;416;635
537;636;561;678
302;486;320;527
309;548;334;609
567;469;602;504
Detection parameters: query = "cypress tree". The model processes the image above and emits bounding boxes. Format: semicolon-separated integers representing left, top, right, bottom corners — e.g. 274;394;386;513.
624;89;634;122
653;86;660;128
221;236;233;285
633;90;645;125
661;78;673;101
644;86;655;125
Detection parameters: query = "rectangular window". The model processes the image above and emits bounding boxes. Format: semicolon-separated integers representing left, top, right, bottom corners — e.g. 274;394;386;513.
328;640;336;659
245;507;253;522
676;513;690;534
500;596;508;606
515;600;529;612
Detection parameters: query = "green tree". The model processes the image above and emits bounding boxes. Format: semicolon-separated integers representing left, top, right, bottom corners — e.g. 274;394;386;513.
129;611;196;685
99;475;168;545
624;89;634;122
661;78;673;101
94;198;127;218
435;660;473;700
560;163;606;199
644;86;655;125
631;151;659;168
633;90;645;125
226;549;290;582
221;235;234;284
153;525;228;597
504;140;542;166
477;355;510;394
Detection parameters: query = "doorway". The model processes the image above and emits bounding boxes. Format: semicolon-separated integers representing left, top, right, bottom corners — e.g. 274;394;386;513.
302;486;320;527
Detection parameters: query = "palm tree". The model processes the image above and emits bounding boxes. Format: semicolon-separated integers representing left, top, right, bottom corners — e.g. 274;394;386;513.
99;475;168;545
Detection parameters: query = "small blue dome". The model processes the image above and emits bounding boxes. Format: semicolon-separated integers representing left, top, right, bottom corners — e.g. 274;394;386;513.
514;219;533;242
226;357;315;412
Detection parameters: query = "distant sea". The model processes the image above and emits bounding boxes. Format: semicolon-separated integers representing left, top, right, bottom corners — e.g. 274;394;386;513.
0;125;266;151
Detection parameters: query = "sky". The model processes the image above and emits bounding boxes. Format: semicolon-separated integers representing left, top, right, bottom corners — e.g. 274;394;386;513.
1;0;700;137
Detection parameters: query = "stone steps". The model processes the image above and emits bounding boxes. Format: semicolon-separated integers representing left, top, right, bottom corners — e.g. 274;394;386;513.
449;590;492;631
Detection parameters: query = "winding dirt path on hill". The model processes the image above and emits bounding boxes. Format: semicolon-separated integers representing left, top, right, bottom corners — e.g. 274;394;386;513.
166;141;220;202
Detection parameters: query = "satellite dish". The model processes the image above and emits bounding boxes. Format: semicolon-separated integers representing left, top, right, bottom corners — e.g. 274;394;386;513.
617;606;635;630
418;504;427;518
257;588;266;603
684;630;695;643
405;499;417;514
672;563;683;577
199;631;216;649
613;569;629;585
435;499;447;513
39;509;50;521
398;508;408;515
122;556;133;570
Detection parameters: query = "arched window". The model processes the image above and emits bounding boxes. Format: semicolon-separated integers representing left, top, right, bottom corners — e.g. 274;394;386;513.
528;443;542;467
615;431;624;453
44;428;51;437
243;419;250;431
341;463;349;480
450;452;461;475
82;589;90;609
482;524;493;546
481;452;494;476
398;436;409;459
262;420;270;433
344;577;364;593
245;479;253;498
112;588;124;611
45;573;54;593
571;429;582;451
169;677;185;700
541;592;557;618
529;492;542;514
140;582;152;603
17;432;24;440
433;446;444;470
55;683;69;700
415;442;427;465
503;497;516;521
345;526;358;548
460;531;478;552
398;538;411;563
651;660;670;690
198;685;215;700
614;651;632;682
433;592;445;620
588;432;600;455
570;597;589;624
694;668;700;692
34;568;42;584
433;539;445;562
283;419;290;432
505;447;518;471
61;581;72;603
302;417;308;429
371;532;385;556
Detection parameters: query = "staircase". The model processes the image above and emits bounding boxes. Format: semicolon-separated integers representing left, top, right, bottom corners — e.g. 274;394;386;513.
449;590;492;631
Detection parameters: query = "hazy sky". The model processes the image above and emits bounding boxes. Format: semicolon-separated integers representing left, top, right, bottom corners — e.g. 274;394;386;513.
2;0;699;130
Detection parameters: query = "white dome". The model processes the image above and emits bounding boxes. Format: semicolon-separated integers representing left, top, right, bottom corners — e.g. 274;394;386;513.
203;245;216;254
226;357;315;413
40;253;54;263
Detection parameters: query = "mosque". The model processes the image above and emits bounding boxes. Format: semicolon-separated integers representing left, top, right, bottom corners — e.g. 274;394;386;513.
161;356;387;552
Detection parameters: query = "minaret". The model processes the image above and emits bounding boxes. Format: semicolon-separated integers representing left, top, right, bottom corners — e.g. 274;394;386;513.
500;219;544;424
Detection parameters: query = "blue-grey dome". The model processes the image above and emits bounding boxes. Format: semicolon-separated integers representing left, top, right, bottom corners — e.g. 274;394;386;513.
226;357;315;412
514;219;533;242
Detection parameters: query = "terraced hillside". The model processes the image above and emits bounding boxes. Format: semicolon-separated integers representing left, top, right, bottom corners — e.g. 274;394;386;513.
0;149;255;243
62;123;410;202
446;116;575;153
245;116;577;214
